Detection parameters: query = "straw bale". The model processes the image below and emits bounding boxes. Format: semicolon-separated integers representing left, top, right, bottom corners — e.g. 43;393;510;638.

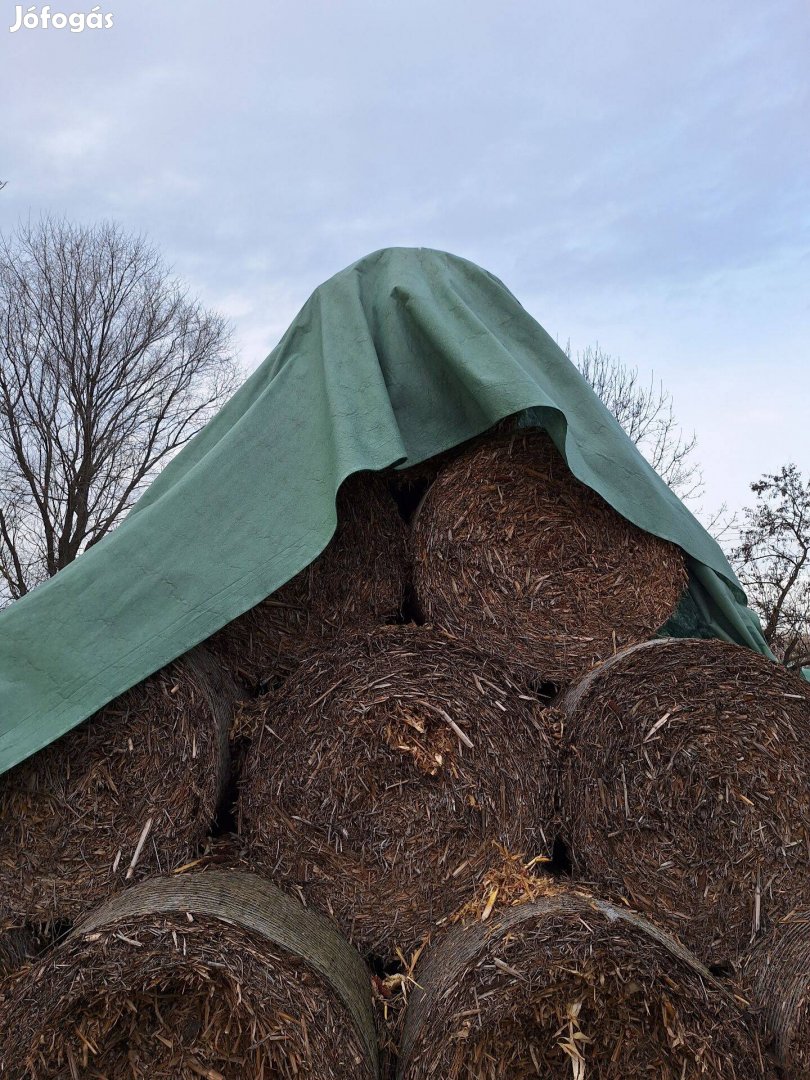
208;472;409;689
0;870;377;1079
398;879;769;1079
558;637;810;962
743;910;810;1076
0;647;235;924
412;431;688;685
238;625;559;961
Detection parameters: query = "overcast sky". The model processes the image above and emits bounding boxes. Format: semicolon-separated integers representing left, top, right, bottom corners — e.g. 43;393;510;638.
2;0;808;520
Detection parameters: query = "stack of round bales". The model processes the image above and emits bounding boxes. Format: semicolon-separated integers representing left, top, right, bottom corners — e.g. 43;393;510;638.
398;866;768;1079
0;871;377;1080
238;625;560;961
3;419;801;1080
0;647;235;927
209;471;409;689
558;637;810;963
412;431;688;686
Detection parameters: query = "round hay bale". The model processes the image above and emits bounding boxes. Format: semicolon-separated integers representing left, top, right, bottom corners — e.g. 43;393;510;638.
208;471;409;689
558;637;810;963
412;431;688;686
0;647;236;925
398;881;768;1079
0;870;377;1079
743;911;810;1076
238;626;559;961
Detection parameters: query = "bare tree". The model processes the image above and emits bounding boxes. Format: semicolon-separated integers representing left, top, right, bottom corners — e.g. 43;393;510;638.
0;217;238;603
732;465;810;672
571;344;703;502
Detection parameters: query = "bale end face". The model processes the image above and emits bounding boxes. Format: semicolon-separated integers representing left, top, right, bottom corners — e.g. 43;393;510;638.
399;886;770;1080
208;471;409;689
412;430;688;686
0;871;377;1080
238;625;560;962
558;637;810;964
0;648;234;925
744;911;810;1077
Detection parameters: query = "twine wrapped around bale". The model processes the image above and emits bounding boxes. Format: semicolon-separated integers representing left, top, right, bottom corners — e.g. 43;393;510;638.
209;472;409;689
412;431;688;686
743;911;810;1076
238;626;559;961
558;637;810;963
0;647;236;925
397;870;768;1080
0;870;377;1079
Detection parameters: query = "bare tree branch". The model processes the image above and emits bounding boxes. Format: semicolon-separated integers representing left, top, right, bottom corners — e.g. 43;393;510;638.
0;216;239;604
570;343;704;503
731;465;810;672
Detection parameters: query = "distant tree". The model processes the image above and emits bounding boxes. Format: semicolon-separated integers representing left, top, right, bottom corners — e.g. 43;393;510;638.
732;465;810;671
0;217;238;603
571;344;703;502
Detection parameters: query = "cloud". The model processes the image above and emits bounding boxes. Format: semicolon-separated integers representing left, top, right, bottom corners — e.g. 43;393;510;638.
40;115;112;163
2;0;808;517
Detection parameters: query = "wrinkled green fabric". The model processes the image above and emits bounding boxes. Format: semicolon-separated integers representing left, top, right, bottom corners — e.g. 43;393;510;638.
0;247;777;775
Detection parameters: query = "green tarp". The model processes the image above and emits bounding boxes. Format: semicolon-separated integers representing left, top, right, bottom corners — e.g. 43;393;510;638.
0;247;774;776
